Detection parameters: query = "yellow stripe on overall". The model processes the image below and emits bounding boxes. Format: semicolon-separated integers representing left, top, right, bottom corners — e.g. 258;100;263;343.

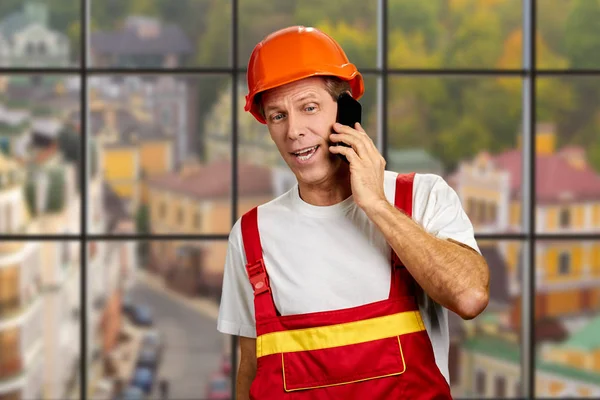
257;310;425;358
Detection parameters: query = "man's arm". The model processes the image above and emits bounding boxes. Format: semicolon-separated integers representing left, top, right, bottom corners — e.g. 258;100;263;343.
363;200;489;320
236;337;257;400
328;124;489;319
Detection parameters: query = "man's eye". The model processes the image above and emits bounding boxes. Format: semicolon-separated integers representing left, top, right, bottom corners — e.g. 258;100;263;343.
272;113;284;121
305;106;316;112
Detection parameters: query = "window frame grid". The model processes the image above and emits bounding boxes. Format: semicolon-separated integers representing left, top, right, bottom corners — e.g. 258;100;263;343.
0;0;597;398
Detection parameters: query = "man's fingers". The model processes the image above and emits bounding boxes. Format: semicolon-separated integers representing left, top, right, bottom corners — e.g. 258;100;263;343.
329;144;360;163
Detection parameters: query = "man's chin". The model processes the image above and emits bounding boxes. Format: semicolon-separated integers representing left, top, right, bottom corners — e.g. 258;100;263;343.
292;162;340;184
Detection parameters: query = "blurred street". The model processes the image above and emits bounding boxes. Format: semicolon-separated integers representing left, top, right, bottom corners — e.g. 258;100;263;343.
127;270;228;399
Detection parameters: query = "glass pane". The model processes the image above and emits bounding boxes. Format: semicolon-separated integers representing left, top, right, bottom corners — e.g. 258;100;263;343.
87;74;232;235
537;0;600;69
534;240;600;398
235;74;379;216
0;240;81;400
388;76;522;234
238;0;377;69
0;1;79;68
90;0;231;68
90;240;231;400
0;75;81;235
388;0;522;69
535;77;600;233
451;240;523;398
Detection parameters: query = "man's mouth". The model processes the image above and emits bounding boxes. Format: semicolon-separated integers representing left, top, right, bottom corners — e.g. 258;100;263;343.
292;145;319;161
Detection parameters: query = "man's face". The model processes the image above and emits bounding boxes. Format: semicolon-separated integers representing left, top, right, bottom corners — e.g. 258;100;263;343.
261;77;342;185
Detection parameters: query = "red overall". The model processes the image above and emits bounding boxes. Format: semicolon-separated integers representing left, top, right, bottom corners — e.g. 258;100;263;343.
241;173;453;399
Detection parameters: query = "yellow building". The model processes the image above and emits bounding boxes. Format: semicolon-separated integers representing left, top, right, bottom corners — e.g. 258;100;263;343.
146;159;275;297
451;122;600;397
453;123;600;325
92;106;174;215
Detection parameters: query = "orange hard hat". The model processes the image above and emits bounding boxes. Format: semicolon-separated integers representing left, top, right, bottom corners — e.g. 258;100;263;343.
244;26;364;124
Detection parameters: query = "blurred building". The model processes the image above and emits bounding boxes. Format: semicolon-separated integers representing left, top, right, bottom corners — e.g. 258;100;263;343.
89;75;195;168
90;16;193;68
0;1;71;68
0;154;45;400
452;123;600;323
86;132;138;399
204;81;281;168
387;148;444;176
0;105;30;158
146;160;274;298
0;122;81;400
450;122;600;398
1;76;137;400
88;102;175;216
458;314;600;398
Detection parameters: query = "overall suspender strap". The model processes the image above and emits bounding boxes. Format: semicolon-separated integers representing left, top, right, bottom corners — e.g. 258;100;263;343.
389;172;416;299
394;172;415;218
241;206;278;321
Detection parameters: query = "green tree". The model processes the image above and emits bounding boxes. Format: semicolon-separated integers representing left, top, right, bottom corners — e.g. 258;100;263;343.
90;0;127;30
588;133;600;173
135;204;150;263
136;204;150;234
443;0;508;68
46;168;66;213
24;180;37;217
126;0;159;16
388;0;441;53
315;20;376;69
438;116;493;166
564;0;600;68
537;0;572;64
560;1;600;147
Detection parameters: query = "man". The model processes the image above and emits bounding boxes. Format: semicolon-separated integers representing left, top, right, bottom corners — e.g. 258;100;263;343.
217;26;489;399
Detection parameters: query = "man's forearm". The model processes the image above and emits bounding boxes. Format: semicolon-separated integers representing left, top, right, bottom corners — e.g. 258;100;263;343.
236;362;255;400
364;200;489;319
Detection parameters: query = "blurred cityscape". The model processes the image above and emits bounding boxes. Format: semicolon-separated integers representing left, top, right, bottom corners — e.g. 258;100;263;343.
1;0;600;399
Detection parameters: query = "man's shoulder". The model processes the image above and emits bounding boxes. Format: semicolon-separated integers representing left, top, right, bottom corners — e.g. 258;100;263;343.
384;170;448;195
229;187;295;241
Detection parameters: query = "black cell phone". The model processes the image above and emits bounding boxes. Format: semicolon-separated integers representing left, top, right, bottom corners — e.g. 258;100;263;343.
333;93;362;163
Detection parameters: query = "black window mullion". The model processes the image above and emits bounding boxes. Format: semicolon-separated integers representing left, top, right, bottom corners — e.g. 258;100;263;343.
230;0;240;395
2;1;600;399
80;0;88;399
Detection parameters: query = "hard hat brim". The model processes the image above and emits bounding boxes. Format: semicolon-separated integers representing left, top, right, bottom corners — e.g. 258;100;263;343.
245;67;364;125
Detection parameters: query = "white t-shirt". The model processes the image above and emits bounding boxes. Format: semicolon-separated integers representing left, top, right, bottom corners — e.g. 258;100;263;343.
217;171;480;385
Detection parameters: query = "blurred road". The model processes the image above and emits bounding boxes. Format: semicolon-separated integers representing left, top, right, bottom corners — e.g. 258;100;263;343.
128;277;228;400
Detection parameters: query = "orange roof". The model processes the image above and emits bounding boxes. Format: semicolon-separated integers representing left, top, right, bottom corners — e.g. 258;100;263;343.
492;147;600;204
147;160;274;199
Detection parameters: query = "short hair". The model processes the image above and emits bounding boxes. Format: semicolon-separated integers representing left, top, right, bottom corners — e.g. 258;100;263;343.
255;76;352;120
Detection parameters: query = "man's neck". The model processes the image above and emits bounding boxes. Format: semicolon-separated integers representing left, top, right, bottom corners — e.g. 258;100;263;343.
296;167;353;206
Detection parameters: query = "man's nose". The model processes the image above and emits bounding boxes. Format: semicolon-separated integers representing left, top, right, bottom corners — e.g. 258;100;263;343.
286;112;304;140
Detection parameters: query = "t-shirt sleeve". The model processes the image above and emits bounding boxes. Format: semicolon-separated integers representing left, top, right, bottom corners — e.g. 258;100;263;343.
414;174;481;255
217;220;257;338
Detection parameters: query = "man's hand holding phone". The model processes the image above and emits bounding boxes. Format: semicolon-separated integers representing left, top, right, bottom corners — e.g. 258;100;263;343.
331;93;361;163
329;95;387;213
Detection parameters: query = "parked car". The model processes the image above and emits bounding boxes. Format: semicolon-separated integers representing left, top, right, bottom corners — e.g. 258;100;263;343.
130;367;154;394
136;347;160;371
130;305;153;327
205;372;231;400
141;329;163;357
220;353;232;375
113;385;145;400
121;294;135;317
